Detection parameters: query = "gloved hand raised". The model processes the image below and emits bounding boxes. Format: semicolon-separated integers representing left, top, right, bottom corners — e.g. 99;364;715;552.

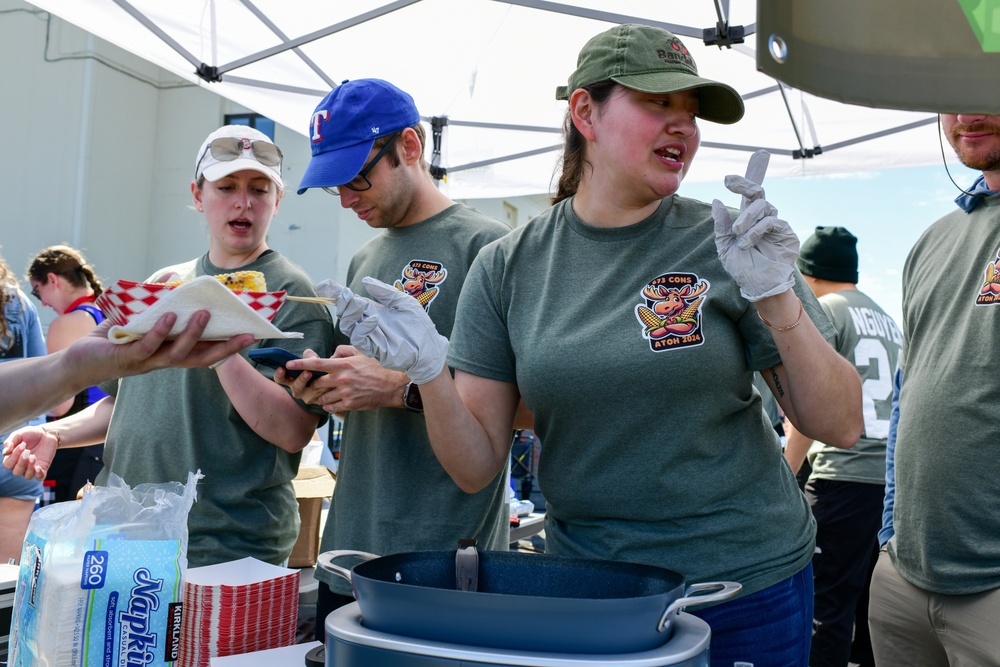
712;150;800;302
316;277;449;385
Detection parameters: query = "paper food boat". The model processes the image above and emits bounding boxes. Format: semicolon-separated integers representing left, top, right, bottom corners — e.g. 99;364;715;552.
96;275;303;343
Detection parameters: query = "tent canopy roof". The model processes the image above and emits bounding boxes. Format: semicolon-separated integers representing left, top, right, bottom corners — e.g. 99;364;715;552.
27;0;949;198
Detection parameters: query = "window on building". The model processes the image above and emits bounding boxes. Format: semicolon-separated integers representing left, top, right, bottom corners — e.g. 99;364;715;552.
223;113;275;140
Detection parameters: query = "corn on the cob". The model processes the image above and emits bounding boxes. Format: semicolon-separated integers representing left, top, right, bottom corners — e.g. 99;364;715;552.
416;288;438;306
213;270;266;292
155;270;266;292
678;297;704;321
392;281;437;306
637;306;665;330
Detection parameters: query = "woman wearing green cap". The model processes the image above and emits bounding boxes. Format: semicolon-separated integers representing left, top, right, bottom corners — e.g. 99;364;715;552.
290;24;862;666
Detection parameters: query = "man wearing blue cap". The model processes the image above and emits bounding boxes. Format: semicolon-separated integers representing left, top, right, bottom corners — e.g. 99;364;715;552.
283;78;512;640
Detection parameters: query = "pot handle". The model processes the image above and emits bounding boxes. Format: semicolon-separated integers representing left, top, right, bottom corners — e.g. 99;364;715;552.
657;581;743;633
316;550;380;584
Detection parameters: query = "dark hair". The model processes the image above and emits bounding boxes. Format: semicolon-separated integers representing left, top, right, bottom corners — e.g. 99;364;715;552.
552;81;619;205
376;123;428;171
27;245;104;298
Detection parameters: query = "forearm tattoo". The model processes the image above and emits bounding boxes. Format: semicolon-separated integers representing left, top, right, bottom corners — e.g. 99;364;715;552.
769;367;785;398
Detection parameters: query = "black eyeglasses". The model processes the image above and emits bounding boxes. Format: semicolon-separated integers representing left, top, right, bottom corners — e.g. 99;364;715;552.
195;137;283;179
30;283;41;300
323;134;399;196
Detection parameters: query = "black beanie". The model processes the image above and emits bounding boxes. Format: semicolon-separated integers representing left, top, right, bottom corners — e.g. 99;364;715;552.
796;226;859;283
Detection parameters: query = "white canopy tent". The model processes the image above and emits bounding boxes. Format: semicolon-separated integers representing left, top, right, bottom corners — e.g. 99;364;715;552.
23;0;951;199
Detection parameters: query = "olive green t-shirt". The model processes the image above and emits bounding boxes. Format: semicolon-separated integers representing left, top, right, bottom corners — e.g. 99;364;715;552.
317;204;512;594
99;251;334;567
807;289;901;484
449;196;832;597
891;194;1000;594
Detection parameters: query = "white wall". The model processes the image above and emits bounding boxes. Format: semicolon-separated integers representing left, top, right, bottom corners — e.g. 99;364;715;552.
1;1;547;330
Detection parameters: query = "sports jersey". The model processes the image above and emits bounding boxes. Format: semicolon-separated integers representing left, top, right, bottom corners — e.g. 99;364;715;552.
891;192;1000;594
807;290;902;484
448;195;834;596
316;204;512;595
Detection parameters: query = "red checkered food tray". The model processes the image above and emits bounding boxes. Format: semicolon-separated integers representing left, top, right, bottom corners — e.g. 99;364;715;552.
97;279;287;327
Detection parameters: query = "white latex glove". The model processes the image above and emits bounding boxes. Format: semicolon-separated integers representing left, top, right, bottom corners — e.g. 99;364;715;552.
712;150;800;302
316;277;449;385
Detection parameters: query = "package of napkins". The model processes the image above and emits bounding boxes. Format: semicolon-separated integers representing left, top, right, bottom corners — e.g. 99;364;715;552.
8;472;200;667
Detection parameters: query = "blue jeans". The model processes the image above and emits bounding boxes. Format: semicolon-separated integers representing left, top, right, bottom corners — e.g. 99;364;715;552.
691;563;813;667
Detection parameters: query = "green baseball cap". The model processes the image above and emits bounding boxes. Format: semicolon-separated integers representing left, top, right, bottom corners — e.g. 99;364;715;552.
556;24;745;125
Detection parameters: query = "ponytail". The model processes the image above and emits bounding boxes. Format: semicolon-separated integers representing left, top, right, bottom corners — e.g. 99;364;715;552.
28;245;103;296
78;263;104;298
552;82;618;205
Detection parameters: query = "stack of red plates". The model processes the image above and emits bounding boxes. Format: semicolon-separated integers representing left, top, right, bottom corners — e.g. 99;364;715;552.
177;557;300;667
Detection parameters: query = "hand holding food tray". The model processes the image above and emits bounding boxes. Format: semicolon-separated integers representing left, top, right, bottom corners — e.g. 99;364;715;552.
96;274;304;343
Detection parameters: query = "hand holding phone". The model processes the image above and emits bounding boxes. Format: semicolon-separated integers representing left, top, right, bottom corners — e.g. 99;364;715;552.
249;347;327;379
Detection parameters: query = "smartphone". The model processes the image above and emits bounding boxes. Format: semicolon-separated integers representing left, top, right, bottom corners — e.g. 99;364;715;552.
248;347;327;379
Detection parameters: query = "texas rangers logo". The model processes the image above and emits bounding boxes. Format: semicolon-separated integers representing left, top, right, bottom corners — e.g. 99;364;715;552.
310;109;329;143
394;260;447;311
976;247;1000;306
634;273;709;351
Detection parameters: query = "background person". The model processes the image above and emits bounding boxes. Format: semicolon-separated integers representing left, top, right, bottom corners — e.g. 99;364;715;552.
27;245;109;502
4;125;334;567
289;25;863;666
868;112;1000;667
783;226;902;667
0;250;46;564
281;78;512;641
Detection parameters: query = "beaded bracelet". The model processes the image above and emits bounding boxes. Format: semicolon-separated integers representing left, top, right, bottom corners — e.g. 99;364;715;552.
757;297;804;332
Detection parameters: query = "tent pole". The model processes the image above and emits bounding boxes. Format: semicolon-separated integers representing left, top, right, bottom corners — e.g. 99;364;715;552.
237;0;337;89
110;0;202;69
215;0;421;76
490;0;704;40
777;83;817;159
449;146;563;173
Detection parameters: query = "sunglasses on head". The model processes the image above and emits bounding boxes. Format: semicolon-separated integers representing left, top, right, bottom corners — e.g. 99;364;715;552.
195;137;283;179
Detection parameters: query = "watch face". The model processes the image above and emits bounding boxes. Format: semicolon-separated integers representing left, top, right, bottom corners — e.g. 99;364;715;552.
404;383;423;412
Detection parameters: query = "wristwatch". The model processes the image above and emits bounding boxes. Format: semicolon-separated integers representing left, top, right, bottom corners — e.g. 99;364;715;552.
403;382;423;413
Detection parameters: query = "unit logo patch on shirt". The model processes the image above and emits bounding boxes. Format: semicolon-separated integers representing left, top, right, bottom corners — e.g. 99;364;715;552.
975;246;1000;306
393;260;448;311
634;272;709;352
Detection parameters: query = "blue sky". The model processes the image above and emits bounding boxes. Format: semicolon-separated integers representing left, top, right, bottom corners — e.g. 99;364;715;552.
680;161;982;328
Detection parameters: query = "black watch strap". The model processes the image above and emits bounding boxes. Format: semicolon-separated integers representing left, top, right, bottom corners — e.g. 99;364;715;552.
403;382;423;413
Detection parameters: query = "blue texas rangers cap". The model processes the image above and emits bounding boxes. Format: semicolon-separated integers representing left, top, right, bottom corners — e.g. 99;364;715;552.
297;78;421;194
